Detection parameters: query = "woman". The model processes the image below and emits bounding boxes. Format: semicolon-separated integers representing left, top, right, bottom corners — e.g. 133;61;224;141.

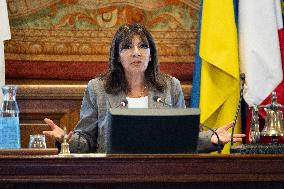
43;23;244;153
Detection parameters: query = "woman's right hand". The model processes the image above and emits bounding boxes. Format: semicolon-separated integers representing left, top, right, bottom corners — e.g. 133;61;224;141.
43;118;73;143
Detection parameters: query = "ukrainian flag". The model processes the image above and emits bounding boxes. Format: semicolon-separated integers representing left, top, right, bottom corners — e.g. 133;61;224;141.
191;0;241;153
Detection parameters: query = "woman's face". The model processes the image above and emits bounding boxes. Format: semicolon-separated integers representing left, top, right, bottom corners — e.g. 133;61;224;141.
119;35;151;75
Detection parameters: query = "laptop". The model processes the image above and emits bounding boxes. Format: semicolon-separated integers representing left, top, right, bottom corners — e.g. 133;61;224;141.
106;108;200;154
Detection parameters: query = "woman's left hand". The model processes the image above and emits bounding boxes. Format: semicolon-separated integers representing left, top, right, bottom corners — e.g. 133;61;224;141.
211;122;246;145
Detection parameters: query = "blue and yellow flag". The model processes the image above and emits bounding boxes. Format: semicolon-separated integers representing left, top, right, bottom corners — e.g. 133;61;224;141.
192;0;241;153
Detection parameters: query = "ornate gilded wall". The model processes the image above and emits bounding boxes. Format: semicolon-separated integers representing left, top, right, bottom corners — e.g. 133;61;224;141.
5;0;200;81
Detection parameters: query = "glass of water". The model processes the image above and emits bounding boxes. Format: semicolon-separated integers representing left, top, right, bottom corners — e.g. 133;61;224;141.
29;134;47;149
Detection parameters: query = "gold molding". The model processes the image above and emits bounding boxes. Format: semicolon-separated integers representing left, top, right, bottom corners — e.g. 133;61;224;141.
17;84;86;100
5;28;197;63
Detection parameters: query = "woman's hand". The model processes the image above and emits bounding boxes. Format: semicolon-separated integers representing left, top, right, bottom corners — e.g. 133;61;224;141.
211;122;246;145
43;118;73;143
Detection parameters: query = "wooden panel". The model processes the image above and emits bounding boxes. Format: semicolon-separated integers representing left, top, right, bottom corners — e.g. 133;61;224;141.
17;85;84;148
0;154;283;189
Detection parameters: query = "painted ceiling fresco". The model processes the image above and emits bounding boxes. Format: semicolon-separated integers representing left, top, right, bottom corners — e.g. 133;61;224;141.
5;0;199;62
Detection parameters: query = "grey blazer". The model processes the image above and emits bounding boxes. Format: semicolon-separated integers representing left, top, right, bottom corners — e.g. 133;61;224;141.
68;75;216;153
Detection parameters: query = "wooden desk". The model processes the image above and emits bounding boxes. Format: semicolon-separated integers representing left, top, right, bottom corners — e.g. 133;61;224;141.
0;154;283;189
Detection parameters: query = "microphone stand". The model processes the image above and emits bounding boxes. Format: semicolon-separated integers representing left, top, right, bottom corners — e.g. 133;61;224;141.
230;73;245;152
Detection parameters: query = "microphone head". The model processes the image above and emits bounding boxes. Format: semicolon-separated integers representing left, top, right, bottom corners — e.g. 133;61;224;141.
152;96;172;107
153;96;159;102
120;99;128;107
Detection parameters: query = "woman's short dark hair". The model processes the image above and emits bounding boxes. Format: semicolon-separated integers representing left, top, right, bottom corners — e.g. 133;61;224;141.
103;23;166;94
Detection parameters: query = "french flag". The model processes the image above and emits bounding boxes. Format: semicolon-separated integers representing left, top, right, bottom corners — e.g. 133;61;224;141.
238;0;284;143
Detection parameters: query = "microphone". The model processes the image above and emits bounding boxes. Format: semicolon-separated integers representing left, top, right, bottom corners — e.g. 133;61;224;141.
230;73;245;152
120;99;128;107
114;99;128;108
200;123;222;154
153;96;172;107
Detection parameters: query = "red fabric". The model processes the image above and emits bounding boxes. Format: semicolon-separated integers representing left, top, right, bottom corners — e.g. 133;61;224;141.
6;60;194;81
245;106;251;144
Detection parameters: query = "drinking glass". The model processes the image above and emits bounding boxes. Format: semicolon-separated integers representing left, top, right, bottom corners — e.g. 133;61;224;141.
29;134;47;149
